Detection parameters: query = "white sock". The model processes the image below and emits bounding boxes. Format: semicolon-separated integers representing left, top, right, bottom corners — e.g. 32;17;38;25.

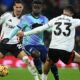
22;56;39;80
27;62;37;76
39;74;42;80
42;73;47;80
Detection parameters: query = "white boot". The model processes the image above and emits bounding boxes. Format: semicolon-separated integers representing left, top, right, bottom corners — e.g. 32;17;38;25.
34;75;40;80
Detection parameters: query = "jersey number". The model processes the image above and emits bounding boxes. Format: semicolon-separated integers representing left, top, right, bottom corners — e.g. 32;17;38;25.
54;22;72;36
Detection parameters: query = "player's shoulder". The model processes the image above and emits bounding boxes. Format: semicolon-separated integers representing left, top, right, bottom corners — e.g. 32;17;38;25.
47;15;62;25
40;15;48;20
54;15;71;20
1;12;12;17
20;13;29;20
49;16;60;22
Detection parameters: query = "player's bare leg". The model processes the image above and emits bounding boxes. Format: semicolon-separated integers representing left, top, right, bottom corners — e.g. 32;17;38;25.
17;50;40;80
42;58;51;80
73;51;80;63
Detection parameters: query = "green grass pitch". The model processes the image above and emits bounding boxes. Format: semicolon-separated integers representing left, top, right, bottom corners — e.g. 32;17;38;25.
0;68;80;80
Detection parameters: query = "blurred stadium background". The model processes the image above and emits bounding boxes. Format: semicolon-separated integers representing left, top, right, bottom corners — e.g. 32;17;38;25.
0;0;80;80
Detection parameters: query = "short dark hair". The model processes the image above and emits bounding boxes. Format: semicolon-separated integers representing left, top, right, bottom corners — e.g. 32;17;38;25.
64;5;75;14
14;0;24;5
32;0;43;4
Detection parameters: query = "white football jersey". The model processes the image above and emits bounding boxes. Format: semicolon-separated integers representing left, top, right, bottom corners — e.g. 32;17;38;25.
48;15;80;52
0;12;20;44
24;14;80;52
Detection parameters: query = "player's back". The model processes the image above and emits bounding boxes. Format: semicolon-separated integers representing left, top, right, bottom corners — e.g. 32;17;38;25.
22;14;48;46
49;15;80;52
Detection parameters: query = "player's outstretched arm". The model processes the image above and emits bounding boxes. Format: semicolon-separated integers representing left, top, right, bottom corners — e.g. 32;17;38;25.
24;23;50;36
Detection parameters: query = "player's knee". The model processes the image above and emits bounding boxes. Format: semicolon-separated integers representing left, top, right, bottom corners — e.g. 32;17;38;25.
46;57;55;65
31;50;40;58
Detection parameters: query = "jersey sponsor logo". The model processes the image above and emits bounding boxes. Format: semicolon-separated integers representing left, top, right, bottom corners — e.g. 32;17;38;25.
6;23;14;29
31;23;42;29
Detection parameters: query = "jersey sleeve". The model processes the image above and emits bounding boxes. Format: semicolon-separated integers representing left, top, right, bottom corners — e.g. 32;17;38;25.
0;12;10;25
24;24;48;36
47;18;56;28
17;15;29;30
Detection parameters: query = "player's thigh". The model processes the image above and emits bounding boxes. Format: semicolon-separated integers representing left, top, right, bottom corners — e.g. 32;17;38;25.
24;45;40;58
36;45;48;63
73;50;80;63
17;50;27;59
48;49;59;64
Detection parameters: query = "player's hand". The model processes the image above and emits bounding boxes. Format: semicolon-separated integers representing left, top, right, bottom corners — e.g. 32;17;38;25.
17;31;24;38
0;38;9;44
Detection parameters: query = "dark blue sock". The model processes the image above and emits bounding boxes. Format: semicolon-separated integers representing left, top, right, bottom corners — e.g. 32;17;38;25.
33;58;42;74
51;64;59;80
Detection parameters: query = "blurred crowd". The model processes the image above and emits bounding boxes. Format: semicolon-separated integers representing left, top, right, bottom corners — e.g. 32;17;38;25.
0;0;80;52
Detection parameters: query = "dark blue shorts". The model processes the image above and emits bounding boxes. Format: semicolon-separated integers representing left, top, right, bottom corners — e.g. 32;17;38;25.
24;45;48;63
